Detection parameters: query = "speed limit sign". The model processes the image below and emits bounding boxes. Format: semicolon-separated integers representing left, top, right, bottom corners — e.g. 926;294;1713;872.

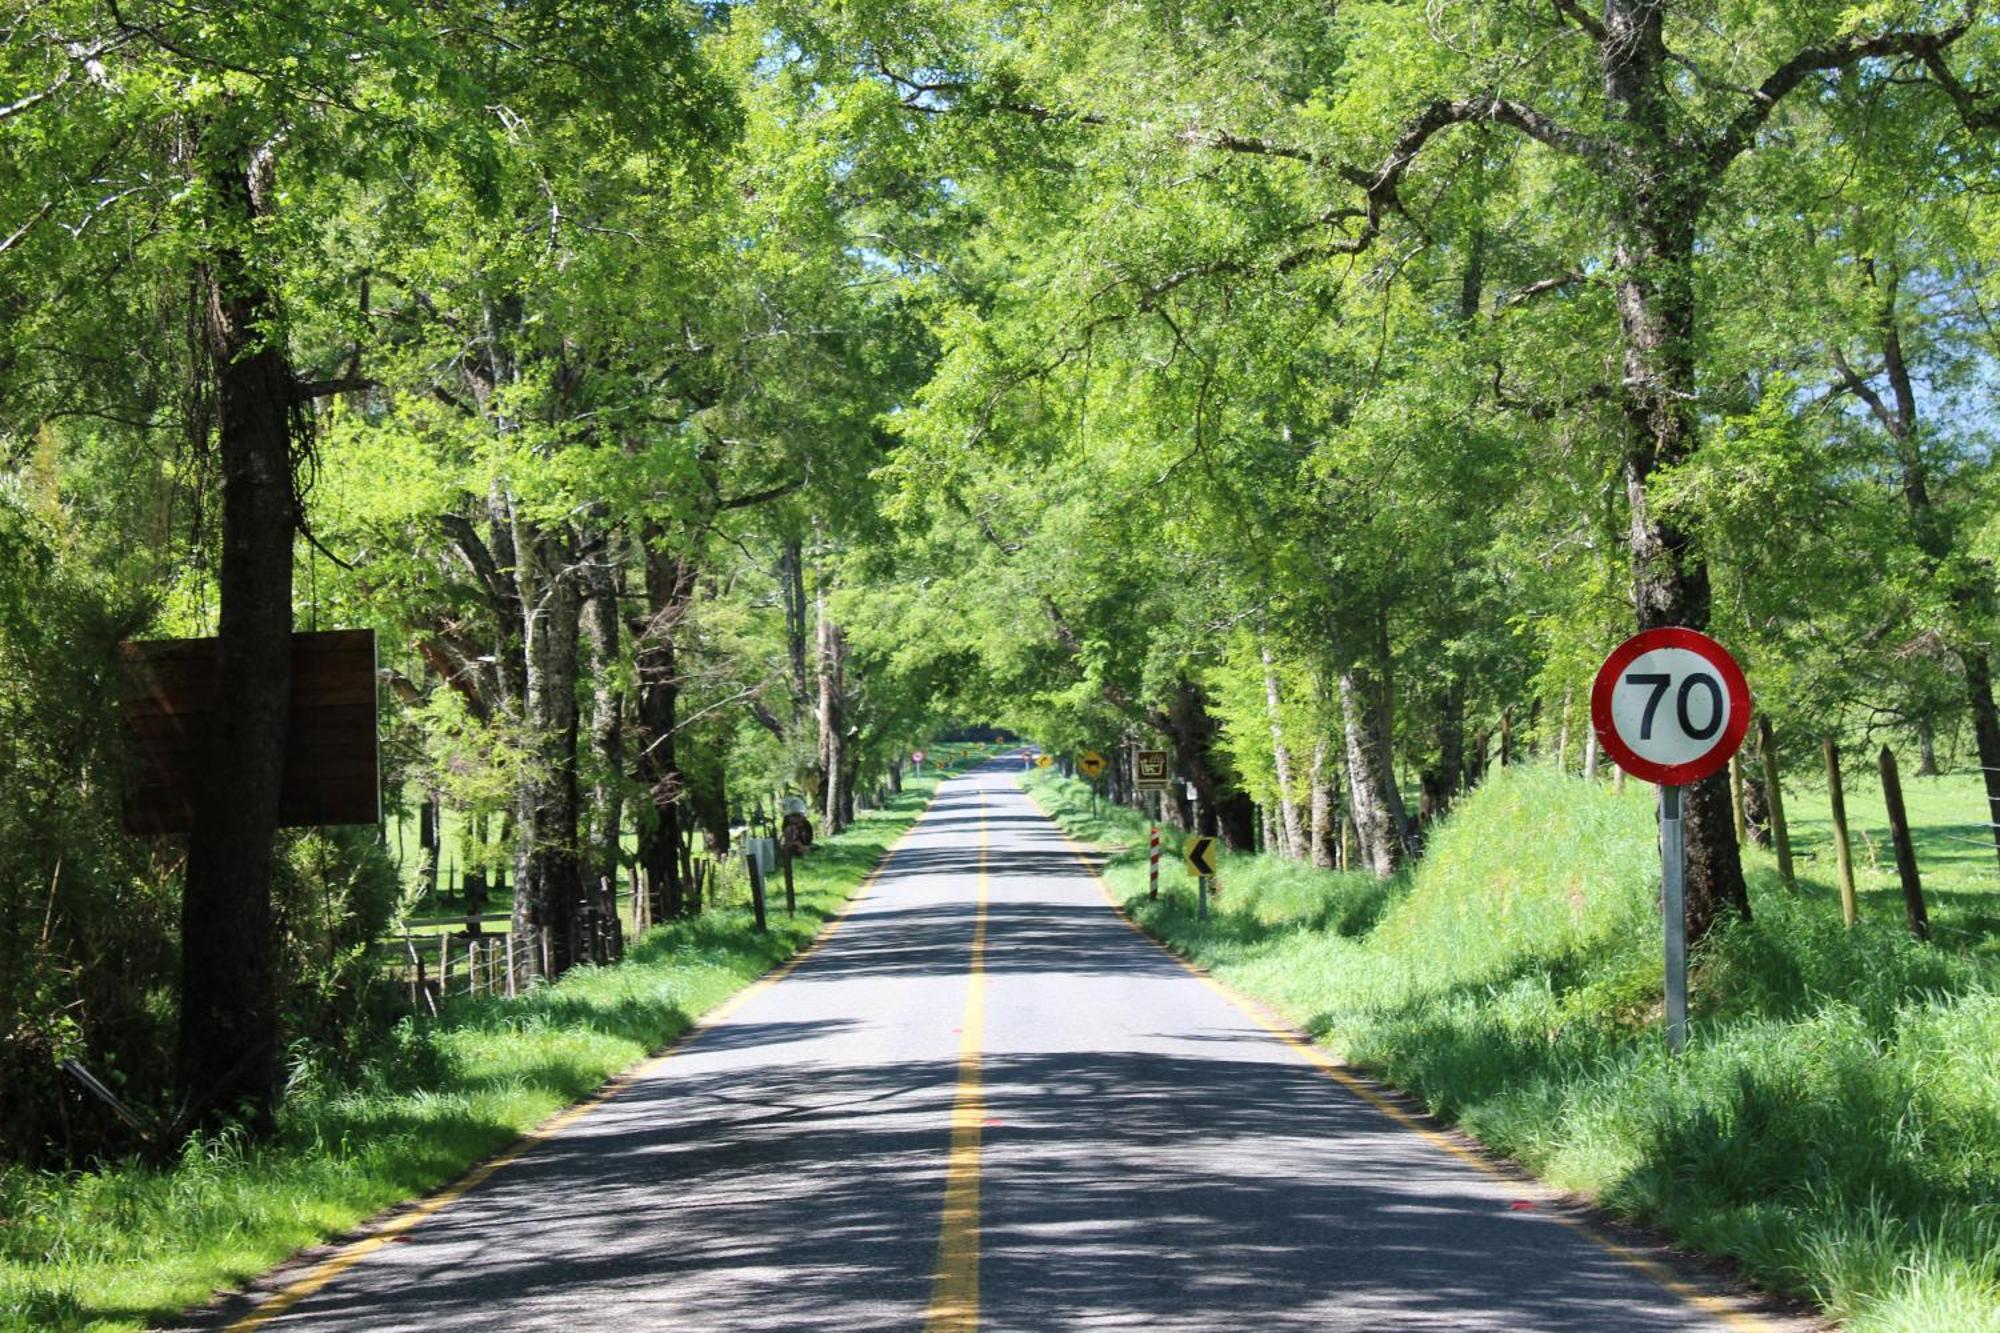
1590;627;1751;785
1591;627;1751;1056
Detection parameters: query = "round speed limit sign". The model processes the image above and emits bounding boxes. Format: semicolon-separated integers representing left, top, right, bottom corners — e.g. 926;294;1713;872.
1590;627;1751;785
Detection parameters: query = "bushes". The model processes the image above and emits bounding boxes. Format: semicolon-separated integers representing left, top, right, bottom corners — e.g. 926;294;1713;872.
0;495;168;1165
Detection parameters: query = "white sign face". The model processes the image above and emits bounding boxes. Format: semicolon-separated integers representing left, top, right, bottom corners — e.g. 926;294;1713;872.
1605;646;1732;768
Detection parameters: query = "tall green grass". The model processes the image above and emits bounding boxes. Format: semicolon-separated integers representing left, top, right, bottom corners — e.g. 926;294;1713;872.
0;778;938;1332
1026;766;2000;1331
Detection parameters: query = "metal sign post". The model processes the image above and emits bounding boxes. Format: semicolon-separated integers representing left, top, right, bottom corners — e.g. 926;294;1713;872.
1660;784;1687;1052
1184;836;1219;922
1078;750;1107;816
1590;627;1751;1057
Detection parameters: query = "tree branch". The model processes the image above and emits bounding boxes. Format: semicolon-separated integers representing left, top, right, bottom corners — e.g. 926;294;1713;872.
1499;269;1588;309
1829;346;1898;436
1708;9;1978;171
1917;46;2000;131
438;513;512;613
718;477;805;511
1550;0;1604;41
294;374;374;401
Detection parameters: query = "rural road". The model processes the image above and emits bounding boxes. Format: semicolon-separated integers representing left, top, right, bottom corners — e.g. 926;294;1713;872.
219;761;1779;1331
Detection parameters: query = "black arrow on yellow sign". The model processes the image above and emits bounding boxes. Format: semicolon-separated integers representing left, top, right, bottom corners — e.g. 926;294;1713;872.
1184;835;1218;878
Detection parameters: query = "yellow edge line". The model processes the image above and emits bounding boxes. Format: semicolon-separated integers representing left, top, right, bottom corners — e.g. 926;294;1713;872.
225;794;942;1332
1034;796;1772;1333
926;787;988;1332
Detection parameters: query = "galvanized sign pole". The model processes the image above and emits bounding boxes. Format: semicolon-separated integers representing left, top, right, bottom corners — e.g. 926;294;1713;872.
1660;783;1687;1053
1185;836;1218;923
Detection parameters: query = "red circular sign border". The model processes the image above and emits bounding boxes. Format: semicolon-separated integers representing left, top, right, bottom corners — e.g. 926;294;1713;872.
1589;627;1752;786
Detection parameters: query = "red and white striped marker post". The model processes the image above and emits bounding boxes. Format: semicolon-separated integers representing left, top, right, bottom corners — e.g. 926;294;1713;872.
1149;826;1161;900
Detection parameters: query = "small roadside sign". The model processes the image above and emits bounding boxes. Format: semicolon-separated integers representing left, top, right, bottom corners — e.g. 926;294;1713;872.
120;629;380;834
1590;626;1751;1056
1186;834;1219;920
1035;755;1053;768
912;750;926;768
1135;750;1170;791
1591;627;1750;786
1078;751;1106;779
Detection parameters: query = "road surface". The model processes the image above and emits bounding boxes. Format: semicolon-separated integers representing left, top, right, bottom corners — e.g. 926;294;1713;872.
217;761;1778;1331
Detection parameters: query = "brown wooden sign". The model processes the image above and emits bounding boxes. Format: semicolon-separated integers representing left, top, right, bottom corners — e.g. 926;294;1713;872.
120;629;380;835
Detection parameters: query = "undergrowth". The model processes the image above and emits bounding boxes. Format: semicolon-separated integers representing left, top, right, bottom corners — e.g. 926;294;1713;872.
0;776;940;1332
1026;765;2000;1332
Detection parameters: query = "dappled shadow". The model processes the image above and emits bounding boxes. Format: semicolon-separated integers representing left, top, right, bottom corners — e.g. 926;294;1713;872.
220;1043;1724;1331
787;901;1189;983
201;769;1740;1332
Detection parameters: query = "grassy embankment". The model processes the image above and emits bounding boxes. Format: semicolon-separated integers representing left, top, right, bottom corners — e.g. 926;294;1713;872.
0;769;961;1333
1026;766;2000;1333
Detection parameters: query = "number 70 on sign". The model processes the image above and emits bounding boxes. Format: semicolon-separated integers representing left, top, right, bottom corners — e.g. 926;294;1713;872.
1591;628;1750;788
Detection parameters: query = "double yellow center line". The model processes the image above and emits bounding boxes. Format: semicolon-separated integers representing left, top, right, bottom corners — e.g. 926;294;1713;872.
926;792;989;1331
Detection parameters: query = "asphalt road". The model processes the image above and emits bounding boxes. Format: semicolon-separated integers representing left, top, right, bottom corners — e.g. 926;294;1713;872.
221;761;1778;1331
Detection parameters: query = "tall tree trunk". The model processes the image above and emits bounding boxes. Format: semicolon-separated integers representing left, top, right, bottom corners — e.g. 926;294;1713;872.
635;538;695;922
178;141;295;1136
1260;643;1306;858
582;532;624;959
837;757;857;827
817;588;848;834
1419;681;1463;825
781;539;810;721
1602;0;1747;937
1963;655;2000;867
1161;677;1256;849
1339;667;1405;876
1307;738;1340;870
687;757;731;862
510;516;586;982
462;814;490;917
418;791;439;899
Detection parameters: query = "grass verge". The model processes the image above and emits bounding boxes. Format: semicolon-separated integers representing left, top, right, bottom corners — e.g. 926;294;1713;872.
0;775;942;1332
1024;766;2000;1333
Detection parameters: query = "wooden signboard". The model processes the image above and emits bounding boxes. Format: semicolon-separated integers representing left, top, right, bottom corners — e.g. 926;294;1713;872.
120;629;380;835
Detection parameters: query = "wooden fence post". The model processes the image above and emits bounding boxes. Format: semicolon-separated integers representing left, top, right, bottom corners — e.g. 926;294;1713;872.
746;852;768;933
1729;754;1746;845
1877;746;1930;941
782;847;796;916
1823;739;1858;927
1757;717;1796;891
